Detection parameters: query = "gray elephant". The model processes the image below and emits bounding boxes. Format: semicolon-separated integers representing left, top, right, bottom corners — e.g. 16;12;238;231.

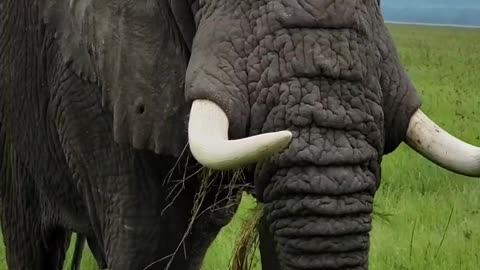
1;1;478;270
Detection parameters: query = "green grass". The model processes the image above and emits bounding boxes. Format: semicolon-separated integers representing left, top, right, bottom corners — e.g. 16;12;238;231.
2;24;480;270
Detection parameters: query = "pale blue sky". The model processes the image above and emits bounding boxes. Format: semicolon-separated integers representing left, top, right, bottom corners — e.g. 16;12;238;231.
382;0;480;26
383;0;479;8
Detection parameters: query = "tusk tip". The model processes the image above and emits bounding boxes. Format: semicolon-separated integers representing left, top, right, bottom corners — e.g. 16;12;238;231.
274;130;294;148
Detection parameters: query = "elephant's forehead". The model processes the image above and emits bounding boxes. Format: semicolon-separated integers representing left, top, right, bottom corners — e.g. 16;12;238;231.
260;0;372;33
196;0;375;33
186;0;384;138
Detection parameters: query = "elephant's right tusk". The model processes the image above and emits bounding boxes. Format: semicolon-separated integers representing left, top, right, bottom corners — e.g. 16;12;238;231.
405;109;480;177
188;99;293;170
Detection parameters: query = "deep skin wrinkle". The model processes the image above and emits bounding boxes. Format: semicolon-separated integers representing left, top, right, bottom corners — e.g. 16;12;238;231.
1;0;422;270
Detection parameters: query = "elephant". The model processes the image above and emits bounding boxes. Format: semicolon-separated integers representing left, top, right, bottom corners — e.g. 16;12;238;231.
1;0;479;270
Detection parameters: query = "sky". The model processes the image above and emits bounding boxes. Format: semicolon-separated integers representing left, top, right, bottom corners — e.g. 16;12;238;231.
382;0;480;26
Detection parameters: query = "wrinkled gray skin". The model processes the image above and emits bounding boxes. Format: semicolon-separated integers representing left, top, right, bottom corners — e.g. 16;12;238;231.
0;1;422;270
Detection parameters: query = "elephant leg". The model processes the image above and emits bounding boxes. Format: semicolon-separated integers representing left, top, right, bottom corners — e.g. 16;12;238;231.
87;236;108;269
70;234;108;270
0;145;70;270
258;215;281;270
0;192;71;270
41;227;71;269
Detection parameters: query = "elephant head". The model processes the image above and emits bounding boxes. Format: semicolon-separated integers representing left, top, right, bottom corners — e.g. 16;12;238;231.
40;0;480;269
184;1;480;270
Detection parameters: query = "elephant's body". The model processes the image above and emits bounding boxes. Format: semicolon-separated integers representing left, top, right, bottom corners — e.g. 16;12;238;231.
0;75;210;270
0;45;232;269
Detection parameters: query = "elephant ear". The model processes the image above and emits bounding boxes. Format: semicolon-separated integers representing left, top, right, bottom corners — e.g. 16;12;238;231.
43;0;97;82
42;1;192;157
378;26;422;155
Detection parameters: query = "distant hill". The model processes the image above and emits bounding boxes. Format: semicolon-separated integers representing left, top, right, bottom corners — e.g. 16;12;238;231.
382;0;480;26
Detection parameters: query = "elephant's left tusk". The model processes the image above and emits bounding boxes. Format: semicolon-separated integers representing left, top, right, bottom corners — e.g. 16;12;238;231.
405;109;480;177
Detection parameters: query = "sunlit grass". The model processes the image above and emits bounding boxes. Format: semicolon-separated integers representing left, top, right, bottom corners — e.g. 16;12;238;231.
1;24;479;270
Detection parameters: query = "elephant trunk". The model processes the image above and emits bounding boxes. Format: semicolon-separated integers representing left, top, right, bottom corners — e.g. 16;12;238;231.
263;165;377;269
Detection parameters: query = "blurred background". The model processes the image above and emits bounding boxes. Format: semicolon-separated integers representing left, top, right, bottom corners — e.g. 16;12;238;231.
383;0;480;27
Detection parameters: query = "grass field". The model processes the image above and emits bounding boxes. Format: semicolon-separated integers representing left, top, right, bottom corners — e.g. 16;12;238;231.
2;24;480;270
